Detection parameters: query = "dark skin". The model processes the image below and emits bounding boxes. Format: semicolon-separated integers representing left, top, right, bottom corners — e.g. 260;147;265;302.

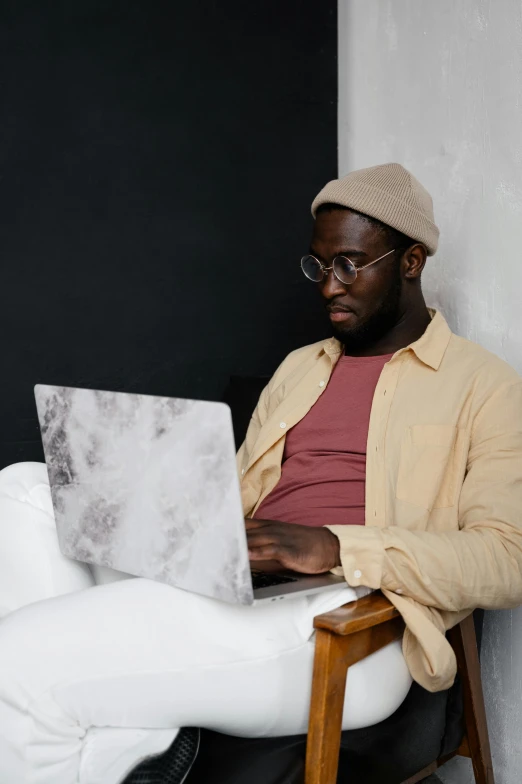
246;208;431;574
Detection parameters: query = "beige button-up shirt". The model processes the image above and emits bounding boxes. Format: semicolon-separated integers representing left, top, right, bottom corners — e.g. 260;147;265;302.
237;310;522;691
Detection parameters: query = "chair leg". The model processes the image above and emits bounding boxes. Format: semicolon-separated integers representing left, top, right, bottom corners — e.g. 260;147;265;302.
447;616;495;784
305;629;351;784
305;616;405;784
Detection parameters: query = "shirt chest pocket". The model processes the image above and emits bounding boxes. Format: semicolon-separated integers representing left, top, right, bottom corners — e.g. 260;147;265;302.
396;425;466;510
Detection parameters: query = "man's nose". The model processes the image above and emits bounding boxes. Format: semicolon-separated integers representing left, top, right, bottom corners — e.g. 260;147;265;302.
320;268;348;299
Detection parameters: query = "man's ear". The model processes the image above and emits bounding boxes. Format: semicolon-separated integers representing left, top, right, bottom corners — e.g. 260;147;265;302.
403;244;427;279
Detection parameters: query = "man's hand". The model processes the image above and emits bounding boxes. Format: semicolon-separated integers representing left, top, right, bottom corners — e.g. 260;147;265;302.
245;518;341;574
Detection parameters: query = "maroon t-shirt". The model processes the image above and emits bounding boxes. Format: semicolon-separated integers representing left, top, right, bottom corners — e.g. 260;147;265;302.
253;352;393;527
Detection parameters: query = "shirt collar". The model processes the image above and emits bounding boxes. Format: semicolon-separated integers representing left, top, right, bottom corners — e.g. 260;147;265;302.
321;309;452;371
409;309;452;370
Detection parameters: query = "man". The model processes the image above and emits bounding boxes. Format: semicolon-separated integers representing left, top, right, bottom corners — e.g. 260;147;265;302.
0;163;521;784
244;162;522;693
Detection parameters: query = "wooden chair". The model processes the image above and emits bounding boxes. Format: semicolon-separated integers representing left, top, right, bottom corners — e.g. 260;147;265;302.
305;592;494;784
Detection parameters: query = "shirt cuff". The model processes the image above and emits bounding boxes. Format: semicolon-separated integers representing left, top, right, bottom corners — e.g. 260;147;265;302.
325;525;385;590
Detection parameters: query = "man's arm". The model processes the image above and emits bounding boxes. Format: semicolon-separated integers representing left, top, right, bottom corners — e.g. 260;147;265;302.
235;382;271;475
328;379;522;612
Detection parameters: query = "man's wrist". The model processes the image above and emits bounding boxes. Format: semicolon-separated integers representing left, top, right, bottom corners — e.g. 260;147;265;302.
324;527;342;568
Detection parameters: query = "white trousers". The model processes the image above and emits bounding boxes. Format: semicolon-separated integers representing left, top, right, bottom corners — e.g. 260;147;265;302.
0;463;412;784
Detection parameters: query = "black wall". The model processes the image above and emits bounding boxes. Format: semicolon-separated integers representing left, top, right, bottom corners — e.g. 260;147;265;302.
0;0;337;468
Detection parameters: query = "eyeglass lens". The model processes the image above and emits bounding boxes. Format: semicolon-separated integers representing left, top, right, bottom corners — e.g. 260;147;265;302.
300;255;357;285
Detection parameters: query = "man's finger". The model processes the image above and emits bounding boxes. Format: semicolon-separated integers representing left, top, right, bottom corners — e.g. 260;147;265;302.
246;530;279;546
244;518;265;530
248;544;280;560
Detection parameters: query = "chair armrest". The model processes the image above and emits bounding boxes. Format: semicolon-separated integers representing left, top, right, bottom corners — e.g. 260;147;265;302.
313;590;399;636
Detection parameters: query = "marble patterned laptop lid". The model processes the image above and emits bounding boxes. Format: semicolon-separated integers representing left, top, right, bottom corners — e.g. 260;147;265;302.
34;384;253;604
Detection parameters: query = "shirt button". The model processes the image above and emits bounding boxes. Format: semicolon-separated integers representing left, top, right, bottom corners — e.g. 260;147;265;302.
279;422;286;429
396;588;403;595
241;468;245;475
354;569;362;579
319;380;325;387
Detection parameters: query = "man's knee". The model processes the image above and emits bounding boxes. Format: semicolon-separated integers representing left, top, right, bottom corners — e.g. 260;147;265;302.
0;461;94;618
0;461;50;507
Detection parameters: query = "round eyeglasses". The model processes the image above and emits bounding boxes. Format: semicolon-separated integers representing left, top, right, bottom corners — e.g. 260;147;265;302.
300;248;397;285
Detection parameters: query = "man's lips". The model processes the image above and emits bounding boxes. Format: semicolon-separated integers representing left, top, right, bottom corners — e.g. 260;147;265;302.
327;306;355;322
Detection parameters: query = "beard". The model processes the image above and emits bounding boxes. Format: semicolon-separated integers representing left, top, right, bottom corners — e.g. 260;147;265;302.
330;264;403;353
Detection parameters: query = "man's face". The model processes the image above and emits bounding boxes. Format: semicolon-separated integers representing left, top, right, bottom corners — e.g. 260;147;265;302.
310;208;405;351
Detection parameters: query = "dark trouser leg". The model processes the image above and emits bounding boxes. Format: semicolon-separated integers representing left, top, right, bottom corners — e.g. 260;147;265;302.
186;682;458;784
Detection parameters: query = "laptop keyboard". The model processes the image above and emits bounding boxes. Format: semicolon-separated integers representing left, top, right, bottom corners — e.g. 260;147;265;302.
251;572;299;590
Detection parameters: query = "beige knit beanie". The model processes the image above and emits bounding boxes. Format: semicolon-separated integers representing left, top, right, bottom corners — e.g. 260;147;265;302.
311;162;439;256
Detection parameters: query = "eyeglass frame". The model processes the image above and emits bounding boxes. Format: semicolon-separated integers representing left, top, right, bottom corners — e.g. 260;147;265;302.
300;247;398;284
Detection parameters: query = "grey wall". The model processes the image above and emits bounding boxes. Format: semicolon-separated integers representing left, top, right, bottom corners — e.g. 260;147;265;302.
339;2;522;782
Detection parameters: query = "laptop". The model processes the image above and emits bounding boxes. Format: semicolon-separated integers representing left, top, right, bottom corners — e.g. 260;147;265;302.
34;383;355;605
